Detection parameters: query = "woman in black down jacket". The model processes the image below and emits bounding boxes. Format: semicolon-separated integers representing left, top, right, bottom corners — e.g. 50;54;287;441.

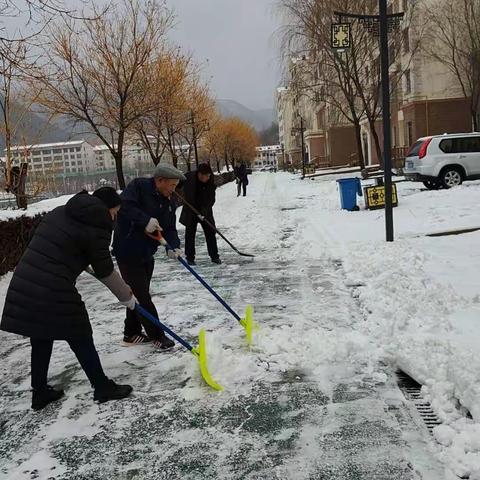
1;188;135;410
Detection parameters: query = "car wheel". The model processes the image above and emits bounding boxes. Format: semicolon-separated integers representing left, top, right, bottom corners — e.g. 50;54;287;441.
423;180;441;190
440;167;463;188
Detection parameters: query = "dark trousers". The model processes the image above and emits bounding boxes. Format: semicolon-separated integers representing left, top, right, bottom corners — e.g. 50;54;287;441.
185;218;219;262
237;181;247;196
30;337;109;391
117;259;165;340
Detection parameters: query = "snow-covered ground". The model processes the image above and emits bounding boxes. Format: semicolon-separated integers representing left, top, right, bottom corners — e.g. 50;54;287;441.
0;195;73;221
0;172;479;479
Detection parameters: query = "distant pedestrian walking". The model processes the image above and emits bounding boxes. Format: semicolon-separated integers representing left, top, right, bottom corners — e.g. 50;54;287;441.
235;163;249;197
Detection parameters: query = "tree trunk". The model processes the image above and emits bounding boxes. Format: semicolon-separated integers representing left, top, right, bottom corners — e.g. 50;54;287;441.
216;159;221;173
114;154;126;190
14;163;28;209
353;121;365;170
370;121;383;169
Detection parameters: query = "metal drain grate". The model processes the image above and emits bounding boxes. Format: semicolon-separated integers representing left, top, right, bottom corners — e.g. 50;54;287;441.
397;371;441;434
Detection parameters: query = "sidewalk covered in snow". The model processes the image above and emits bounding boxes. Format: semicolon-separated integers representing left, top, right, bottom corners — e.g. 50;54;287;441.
1;172;479;479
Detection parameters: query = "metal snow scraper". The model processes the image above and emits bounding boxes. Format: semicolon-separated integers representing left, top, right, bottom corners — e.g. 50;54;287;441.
148;231;259;344
135;305;223;391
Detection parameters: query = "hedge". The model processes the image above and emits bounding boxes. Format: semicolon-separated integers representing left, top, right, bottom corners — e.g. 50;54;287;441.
0;214;44;276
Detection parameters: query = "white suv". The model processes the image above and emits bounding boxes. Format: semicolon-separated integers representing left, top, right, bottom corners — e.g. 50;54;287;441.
403;133;480;189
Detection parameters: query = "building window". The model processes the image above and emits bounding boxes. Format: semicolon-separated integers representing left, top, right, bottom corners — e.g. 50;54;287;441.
407;121;413;146
405;69;411;94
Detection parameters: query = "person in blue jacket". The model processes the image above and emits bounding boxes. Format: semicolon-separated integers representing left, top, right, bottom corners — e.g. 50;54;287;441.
112;164;185;349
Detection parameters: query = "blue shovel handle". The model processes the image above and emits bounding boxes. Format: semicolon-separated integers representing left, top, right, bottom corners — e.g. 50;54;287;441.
135;304;193;352
149;231;242;323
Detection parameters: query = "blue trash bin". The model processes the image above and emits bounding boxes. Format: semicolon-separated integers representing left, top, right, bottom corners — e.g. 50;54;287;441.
336;178;363;211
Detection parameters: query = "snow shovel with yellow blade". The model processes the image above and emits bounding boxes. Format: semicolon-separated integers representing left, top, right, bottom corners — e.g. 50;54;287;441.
148;231;259;344
135;304;223;391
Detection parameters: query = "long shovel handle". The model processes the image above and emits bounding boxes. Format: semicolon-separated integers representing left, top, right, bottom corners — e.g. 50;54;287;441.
135;304;194;352
147;231;242;322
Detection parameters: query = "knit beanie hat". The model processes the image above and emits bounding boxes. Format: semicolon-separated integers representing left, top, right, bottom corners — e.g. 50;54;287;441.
92;186;122;209
197;163;213;175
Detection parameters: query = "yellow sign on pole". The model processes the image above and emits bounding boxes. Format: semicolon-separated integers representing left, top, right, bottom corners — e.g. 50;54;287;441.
364;184;398;210
331;23;351;50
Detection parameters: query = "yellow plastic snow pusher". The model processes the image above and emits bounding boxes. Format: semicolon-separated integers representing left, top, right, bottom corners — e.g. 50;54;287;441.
148;231;259;344
135;304;223;391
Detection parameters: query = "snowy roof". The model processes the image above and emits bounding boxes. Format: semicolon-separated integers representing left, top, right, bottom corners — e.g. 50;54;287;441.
8;140;89;152
256;145;282;152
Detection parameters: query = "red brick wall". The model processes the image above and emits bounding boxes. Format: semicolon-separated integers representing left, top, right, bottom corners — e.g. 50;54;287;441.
329;125;358;166
402;97;471;144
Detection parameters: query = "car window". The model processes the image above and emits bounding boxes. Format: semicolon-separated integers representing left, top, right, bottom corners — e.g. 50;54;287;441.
465;137;480;152
407;140;423;157
439;139;455;153
438;137;480;153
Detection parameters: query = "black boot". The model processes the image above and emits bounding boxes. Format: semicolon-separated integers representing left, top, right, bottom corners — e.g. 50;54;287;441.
211;257;222;265
94;379;133;403
32;385;64;411
187;258;196;266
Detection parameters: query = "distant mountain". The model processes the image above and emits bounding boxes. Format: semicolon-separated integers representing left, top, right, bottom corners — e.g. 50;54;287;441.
216;99;276;132
0;99;85;151
0;97;277;151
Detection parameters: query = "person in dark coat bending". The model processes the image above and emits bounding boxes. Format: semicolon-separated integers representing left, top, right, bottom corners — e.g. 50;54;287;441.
179;163;221;266
112;163;185;349
1;188;135;410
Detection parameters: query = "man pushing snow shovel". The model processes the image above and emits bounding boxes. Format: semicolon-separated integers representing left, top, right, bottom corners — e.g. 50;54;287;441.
112;163;186;350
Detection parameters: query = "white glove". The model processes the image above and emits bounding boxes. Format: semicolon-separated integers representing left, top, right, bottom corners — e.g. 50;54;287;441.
145;218;162;234
167;248;183;259
198;214;205;221
120;294;137;311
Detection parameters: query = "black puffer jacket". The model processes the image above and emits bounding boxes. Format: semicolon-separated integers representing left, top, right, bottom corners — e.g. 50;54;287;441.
179;171;216;227
0;192;115;340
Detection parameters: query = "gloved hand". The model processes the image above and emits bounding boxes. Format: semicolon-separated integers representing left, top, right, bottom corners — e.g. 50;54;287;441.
145;218;162;234
197;214;205;222
167;248;183;260
120;294;137;311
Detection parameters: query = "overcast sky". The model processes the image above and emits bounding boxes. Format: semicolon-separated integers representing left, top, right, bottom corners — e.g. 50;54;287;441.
8;0;282;112
168;0;281;111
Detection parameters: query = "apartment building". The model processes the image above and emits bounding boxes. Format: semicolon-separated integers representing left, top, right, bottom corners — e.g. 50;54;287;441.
277;56;358;169
254;145;282;170
7;140;95;175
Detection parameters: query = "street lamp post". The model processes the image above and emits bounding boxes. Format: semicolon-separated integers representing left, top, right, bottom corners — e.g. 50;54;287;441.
332;2;403;242
379;0;394;241
299;115;306;179
291;114;307;178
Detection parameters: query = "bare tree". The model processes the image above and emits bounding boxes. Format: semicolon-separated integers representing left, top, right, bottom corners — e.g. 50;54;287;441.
0;39;33;208
34;0;173;188
134;50;195;167
425;0;480;130
176;85;216;171
0;0;105;42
